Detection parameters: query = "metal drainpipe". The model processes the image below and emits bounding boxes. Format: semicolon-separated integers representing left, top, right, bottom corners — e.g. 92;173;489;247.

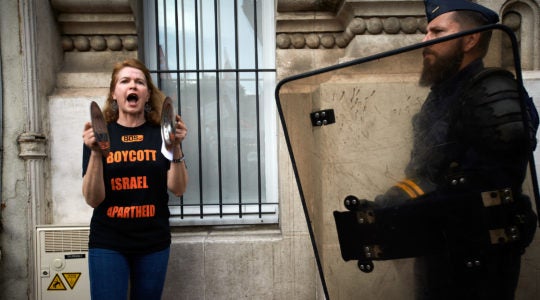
18;0;47;224
18;2;47;299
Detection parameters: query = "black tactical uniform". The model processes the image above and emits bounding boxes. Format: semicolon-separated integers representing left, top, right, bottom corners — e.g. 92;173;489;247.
332;1;538;299
373;59;538;299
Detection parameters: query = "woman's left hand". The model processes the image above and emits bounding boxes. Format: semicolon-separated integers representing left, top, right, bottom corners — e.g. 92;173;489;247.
173;114;187;145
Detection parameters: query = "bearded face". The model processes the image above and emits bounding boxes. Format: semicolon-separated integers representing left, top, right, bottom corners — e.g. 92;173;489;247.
419;38;465;87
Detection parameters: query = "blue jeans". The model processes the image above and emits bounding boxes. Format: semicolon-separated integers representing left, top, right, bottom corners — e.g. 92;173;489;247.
88;247;170;300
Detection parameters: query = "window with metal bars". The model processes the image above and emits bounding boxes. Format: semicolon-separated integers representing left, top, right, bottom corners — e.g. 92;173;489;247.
143;0;277;225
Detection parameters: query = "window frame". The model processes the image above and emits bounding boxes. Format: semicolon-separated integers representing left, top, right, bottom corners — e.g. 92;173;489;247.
142;0;278;226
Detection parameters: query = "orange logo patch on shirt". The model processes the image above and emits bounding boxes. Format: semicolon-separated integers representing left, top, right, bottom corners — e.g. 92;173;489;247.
121;135;144;143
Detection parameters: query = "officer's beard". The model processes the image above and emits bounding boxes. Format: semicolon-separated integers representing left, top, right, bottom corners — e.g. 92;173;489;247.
419;40;464;87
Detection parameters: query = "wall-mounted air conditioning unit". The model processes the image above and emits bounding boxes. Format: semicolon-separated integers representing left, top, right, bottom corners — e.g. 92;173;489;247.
35;226;90;300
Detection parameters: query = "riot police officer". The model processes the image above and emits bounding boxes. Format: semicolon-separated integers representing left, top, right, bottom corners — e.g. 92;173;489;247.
372;1;538;299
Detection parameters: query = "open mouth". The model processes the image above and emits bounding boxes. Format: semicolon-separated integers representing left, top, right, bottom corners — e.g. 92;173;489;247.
127;93;139;102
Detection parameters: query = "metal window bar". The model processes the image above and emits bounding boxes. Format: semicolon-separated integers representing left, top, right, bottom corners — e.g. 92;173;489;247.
234;0;242;218
213;0;224;218
193;0;203;219
252;0;263;218
174;0;185;218
149;0;276;222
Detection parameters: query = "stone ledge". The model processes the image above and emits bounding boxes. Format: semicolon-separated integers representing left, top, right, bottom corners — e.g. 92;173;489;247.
50;88;110;98
56;72;111;89
57;13;136;35
277;0;343;13
524;71;540;80
171;228;284;244
50;0;132;13
58;51;137;82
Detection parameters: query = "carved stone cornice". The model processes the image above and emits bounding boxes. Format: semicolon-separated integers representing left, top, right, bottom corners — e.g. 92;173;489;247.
276;0;427;49
51;0;138;53
277;16;427;49
277;0;344;13
61;35;138;52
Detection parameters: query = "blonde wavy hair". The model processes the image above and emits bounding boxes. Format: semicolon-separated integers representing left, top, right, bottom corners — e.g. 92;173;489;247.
103;58;165;125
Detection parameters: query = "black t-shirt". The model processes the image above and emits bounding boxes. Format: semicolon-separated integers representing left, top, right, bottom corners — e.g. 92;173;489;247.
83;122;171;254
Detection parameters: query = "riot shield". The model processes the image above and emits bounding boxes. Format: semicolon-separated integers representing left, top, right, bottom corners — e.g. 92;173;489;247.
275;25;539;299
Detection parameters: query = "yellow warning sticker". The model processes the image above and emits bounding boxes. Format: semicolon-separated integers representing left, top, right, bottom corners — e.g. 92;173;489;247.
47;274;66;291
62;272;82;289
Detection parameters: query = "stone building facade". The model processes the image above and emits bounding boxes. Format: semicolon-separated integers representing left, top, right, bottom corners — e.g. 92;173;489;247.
0;0;539;299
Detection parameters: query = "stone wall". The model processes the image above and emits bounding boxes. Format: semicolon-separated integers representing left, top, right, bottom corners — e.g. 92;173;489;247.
276;0;540;299
0;0;538;299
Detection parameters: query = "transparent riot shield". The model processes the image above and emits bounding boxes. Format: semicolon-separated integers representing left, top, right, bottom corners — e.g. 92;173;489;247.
275;25;539;299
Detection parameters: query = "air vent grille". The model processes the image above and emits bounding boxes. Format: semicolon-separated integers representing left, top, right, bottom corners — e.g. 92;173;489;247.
44;229;89;253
